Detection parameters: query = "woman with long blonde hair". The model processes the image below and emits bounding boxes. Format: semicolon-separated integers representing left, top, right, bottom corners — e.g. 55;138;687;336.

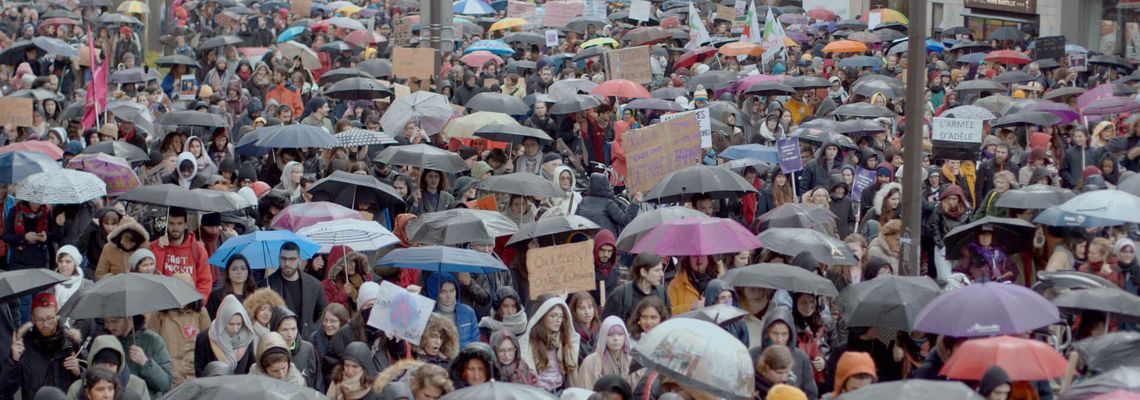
519;296;580;393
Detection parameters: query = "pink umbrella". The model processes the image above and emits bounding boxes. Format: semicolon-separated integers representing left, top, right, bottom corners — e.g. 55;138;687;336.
345;29;387;47
270;201;367;231
1082;96;1140;116
734;74;787;94
0;140;63;160
66;153;139;196
460;50;503;67
630;217;762;256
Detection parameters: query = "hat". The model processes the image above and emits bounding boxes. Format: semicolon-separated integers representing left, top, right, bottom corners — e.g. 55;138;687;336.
199;85;214;99
542;152;562;164
64;140;84;155
247;97;264;113
357;281;381;307
979;366;1011;396
1115;238;1135;254
92;348;121;367
99;123;119;139
119;26;131;35
457;146;478;161
127;249;155;272
1081;165;1101;181
471;161;493;180
1029;131;1051;151
693;84;708;101
766;384;807;400
56;245;83;267
307;96;327;113
201;212;222;227
32;292;58;311
876;166;891;177
452;176;478;198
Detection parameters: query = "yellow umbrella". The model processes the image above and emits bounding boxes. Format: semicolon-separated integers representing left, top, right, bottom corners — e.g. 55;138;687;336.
117;0;147;14
580;37;619;49
783;37;799;47
443;112;519;138
489;18;527;32
337;5;363;15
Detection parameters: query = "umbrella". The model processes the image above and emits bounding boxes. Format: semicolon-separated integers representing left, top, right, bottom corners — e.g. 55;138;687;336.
109;67;161;84
956;79;1008;93
833;103;896;118
65;154;139;196
615;206;708;251
276;26;305;43
325;77;393;100
991;111;1062;128
466;92;529;115
549;95;601;115
783;75;831;90
793;128;858;150
1035;271;1120;294
358;59;392;78
942;216;1038;260
374;144;467;173
277;40;321;69
624;27;673;46
985;50;1032;65
987;26;1025;41
758;203;838;231
464;39;514;56
14;169;105;204
440;381;556;400
61;273;201;319
106;101;154;126
836;276;942;332
956;52;987;65
119;184;245;212
446;112;519;139
592;79;652;99
0;141;64;160
941;336;1067;381
117;0;147;14
1082;97;1140;115
502;32;544;46
1051;288;1140;322
97;13;142;26
380;91;453;135
652;87;689;100
644;165;758;203
942;105;997;120
1090;54;1136;71
571;46;610;63
822;39;867;53
995;184;1076;209
9;89;62;101
270;201;366;231
806;8;837;21
0;151;59;184
460;50;503;67
1120;174;1140;198
1058;366;1140;400
0;269;67;303
744;82;796;97
567;16;610;33
973;95;1014;115
580;37;620;49
297;219;398;254
631;318;754;400
1072;332;1140;374
473;123;553;145
164;375;325;400
722;263;839;297
835;19;866;30
308;170;402;210
677;303;749;326
157;110;229;129
250;124;338;149
718;159;775;175
477;172;565;198
631;218;761;256
717;42;764;58
80;140;148;163
0;38;77;65
319;69;375;86
344;30;386;47
207;230;321;269
505;216;600;246
836;119;888;137
847;31;881;44
318;41;356;54
324;17;365;30
838;380;984;400
489;17;527;32
994;70;1035;84
198;35;243;52
1035;190;1140;227
851;74;906;99
327;128;396;148
719;144;780;163
674;46;718;70
454;0;495;14
405;209;518;245
838;55;884;69
626;98;686;112
757;228;858;265
913;282;1060;337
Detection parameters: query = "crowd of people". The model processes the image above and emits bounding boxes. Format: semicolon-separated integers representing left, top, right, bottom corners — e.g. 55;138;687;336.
0;0;1138;399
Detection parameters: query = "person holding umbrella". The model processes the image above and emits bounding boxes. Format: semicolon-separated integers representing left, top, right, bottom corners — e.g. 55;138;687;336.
101;314;173;399
64;335;150;400
1;293;82;398
952;225;1018;283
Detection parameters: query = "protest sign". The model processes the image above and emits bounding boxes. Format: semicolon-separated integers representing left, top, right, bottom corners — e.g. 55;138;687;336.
630;0;651;21
660;107;712;148
392;47;435;81
604;45;652;84
545;29;559;47
623;113;702;194
1068;53;1087;72
526;240;597;299
179;75;197;99
466;194;498;211
732;0;748;29
585;0;607;18
291;0;312;18
543;0;583;28
0;98;33;127
1034;36;1065;60
851;167;877;199
931;117;984;160
716;5;736;21
508;1;540;28
367;281;436;345
777;137;803;173
392;82;412;99
392;16;413;46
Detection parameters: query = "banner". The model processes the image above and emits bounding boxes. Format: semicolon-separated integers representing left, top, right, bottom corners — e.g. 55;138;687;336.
604;45;652;84
392;47;435;81
851;167;877;199
623;113;702;194
367;281;436;345
777;137;802;173
931;117;984;161
543;0;584;28
660;107;712;148
526;240;596;299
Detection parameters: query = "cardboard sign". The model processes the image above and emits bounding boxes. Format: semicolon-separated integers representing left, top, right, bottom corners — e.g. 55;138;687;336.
660;107;712;148
178;75;197;99
543;0;584;28
392;47;435;80
604;45;652;84
931;117;983;160
0;98;34;127
77;46;101;67
367;281;436;345
622;113;702;194
585;0;607;18
630;0;651;21
526;240;596;299
391;16;414;47
716;5;736;21
465;194;498;211
777;137;803;173
1034;36;1065;60
290;0;312;18
508;1;540;29
545;29;559;47
392;83;412;99
733;0;748;29
851;167;877;199
1068;53;1087;72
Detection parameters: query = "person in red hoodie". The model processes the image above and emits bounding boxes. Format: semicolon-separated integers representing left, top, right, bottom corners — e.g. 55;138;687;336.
151;207;214;299
592;229;618;305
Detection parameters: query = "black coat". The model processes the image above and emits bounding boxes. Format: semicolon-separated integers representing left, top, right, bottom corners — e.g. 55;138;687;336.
1;323;82;398
266;272;328;339
575;174;638;237
601;281;669;323
975;158;1017;200
193;332;254;376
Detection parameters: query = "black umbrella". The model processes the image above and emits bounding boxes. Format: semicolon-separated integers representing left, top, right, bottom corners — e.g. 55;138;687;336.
955;79;1007;93
549;94;601;115
109;67;162;84
566;16;610;33
198;35;243;52
80;140;148;163
318;40;356;53
991;111;1062;128
833;102;895;118
473;123;553;145
0;269;67;303
942;216;1037;260
154;54;199;68
163;374;326;400
685;70;739;91
676;303;748;325
652;87;688;100
835;276;942;331
406;209;518;245
440;382;556;400
571;45;610;62
744;82;796;97
1052;288;1140;322
987;26;1025;41
994;184;1076;209
1071;332;1140;374
325;77;392;100
97;13;142;26
465;92;529;115
506;60;536;72
758;203;837;231
1034;271;1119;294
42;10;81;20
644;165;758;203
956;52;987;65
502;32;544;46
943;26;972;36
994;70;1035;84
783;75;830;89
837;119;887;137
851;74;906;99
9;89;63;101
625;98;686;111
838;55;884;69
1120;173;1140;198
757;228;858;265
506;215;601;246
307;170;402;210
1057;366;1140;400
615;206;708;251
838;380;984;400
722;263;839;296
718;158;774;175
836;19;866;30
61;273;202;318
318;67;374;86
157;110;229;129
952;41;994;53
119;184;245;212
0;37;78;65
793;128;858;150
357;58;392;78
1090;54;1135;71
477;172;566;198
1036;59;1061;70
374;143;468;173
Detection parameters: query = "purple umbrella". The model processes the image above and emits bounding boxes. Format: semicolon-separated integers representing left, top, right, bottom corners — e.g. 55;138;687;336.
778;13;809;25
1031;101;1080;124
1082;96;1140;116
787;32;811;43
913;282;1059;337
630;217;762;256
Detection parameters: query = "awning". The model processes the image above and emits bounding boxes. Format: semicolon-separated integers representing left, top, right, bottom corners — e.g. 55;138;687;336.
961;11;1038;24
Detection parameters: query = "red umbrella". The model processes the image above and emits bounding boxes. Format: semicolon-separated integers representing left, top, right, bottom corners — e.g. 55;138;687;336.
674;46;718;70
940;336;1067;381
270;201;367;231
591;79;651;98
985;50;1032;65
460;50;504;67
0;141;63;160
345;30;387;47
806;8;836;21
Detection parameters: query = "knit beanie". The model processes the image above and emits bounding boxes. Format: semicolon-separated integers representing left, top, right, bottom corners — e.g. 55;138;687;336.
56;245;83;267
471;161;493;180
979;366;1011;396
457;146;478;161
542;152;562;164
766;384;807;400
127;249;156;272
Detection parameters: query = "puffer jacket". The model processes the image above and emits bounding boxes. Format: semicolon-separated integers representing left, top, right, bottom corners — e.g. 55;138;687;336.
146;308;210;387
575;173;638;237
95;217;150;279
0;322;82;398
65;335;151;400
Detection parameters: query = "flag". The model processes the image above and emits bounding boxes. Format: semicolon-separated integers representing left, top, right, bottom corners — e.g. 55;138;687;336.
686;1;709;50
761;6;785;64
82;25;107;130
740;0;762;45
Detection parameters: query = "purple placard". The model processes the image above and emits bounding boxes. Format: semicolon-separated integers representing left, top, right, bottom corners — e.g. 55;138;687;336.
776;137;802;173
851;167;877;199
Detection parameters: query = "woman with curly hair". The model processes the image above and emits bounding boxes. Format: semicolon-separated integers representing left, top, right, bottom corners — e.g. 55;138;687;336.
626;296;669;342
414;313;459;368
520;296;580;392
243;287;286;338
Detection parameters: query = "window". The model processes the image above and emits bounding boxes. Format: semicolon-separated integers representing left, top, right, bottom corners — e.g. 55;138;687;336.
932;3;944;37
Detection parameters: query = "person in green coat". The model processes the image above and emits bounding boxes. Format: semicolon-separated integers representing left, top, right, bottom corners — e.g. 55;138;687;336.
103;315;173;399
66;335;151;400
972;170;1014;221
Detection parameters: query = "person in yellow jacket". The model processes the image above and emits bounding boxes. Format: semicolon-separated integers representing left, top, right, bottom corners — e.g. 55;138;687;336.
666;255;720;316
785;89;814;126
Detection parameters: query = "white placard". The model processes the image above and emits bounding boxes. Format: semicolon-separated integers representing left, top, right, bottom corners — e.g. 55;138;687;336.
366;281;436;346
545;29;559;47
584;0;607;18
931;118;984;143
660;107;713;148
867;12;882;30
630;0;651;21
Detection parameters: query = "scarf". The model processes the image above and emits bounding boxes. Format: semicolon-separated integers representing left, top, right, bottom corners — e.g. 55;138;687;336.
686;267;713;295
332;376;372;400
968;242;1007;280
518;153;540;175
210;319;254;366
601;347;630;378
393;213;417;248
13;202;47;236
942;203;966;220
478;311;528;336
54;268;84;307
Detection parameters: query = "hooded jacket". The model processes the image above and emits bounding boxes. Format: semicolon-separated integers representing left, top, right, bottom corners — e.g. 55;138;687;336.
250;332;307;386
325;342;378;400
575;173;638;237
1;322;83;398
828;172;857;239
95;218;151;279
518;297;580;391
65;335;151;400
447;343;499;389
574;315;631;390
163;152;206;189
183;137;218;178
801;142;840;196
478;286;528;339
195;294;255;377
823;351;877;399
115;319;174;399
271;306;321;390
425;273;480;349
75;207;119;272
863;181;901;227
146;306;209;387
592;229;619;304
702;280;750;347
151;230;213;300
544;166;583;217
757;307;819;400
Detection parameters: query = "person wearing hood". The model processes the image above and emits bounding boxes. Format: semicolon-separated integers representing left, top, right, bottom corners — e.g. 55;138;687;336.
452;70;483;108
448;343;499;389
196;294;257;377
926;184;970;279
828;172;856;239
326;342;378;400
64;335;150;400
977;366;1011;400
574;315;632;390
859;181;901;242
183;136;218;178
1;293;83;398
51;246;91;311
146;275;210;388
413;314;460;368
525;103;558;140
754;345;795;399
702;279;750;347
322;246;370;312
591;229;619;304
1059;128;1098;189
800;141;841;197
251;331;307;386
94;217;150;279
275;161;305;204
478;286;528;340
162;152;206;190
101;315;173;399
520;296;580;393
1115;238;1140;295
543;166;583;218
755;306;818;399
425;272;480;349
271;306;321;390
75;207;123;276
576;173;639;237
489;329;535;385
502;194;537;226
820;352;876;400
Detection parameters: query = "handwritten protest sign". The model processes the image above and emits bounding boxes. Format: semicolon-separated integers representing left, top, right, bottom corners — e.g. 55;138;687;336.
367;281;436;345
605;45;652;85
585;0;607;18
508;1;540;29
526;240;596;299
623;113;702;194
630;0;651;21
931;117;983;160
543;0;584;28
0;98;34;127
777;137;803;173
660;107;712;148
291;0;312;18
716;5;736;21
852;167;877;199
392;16;414;46
392;47;435;81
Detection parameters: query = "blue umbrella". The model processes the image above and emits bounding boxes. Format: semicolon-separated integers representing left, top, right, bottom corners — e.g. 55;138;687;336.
276;26;305;43
719;144;779;164
453;0;495;15
463;39;515;56
208;230;320;269
0;151;59;184
310;3;332;15
1034;191;1140;227
490;0;508;11
376;246;507;274
926;39;945;53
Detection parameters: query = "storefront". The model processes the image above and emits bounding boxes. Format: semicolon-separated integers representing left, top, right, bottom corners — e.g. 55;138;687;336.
962;0;1039;40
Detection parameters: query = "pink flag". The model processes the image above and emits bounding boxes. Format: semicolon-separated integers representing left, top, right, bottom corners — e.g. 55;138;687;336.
82;26;107;130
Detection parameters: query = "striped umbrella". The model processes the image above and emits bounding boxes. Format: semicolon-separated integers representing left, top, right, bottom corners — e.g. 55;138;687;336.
15;169;106;204
65;153;139;196
327;128;397;148
297;219;400;253
463;39;514;55
453;0;495;15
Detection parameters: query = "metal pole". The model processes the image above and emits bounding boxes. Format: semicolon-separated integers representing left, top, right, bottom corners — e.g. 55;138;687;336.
430;0;443;79
900;0;926;277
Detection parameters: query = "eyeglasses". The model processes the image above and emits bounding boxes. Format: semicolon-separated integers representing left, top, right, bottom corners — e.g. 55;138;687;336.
33;315;58;324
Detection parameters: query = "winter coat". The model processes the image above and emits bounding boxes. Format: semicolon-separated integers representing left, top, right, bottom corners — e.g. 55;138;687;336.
518;297;580;392
575;173;638;237
573;316;632;390
95;218;151;279
544;166;583;218
478;286;528;340
975;158;1017;202
828;174;856;239
272;306;322;390
146;309;209;387
666;268;702;316
75;208;118;271
1;203;53;270
115;322;174;399
0;322;82;397
65;335;151;400
1060;146;1099;188
757;307;819;399
193;318;255;376
249;332;307;387
150;231;213;300
703;280;750;347
266;270;328;339
592;229;620;305
601;281;669;323
447;343;500;389
859;182;901;240
406;189;456;214
800;144;840;196
425;273;480;349
868;236;900;275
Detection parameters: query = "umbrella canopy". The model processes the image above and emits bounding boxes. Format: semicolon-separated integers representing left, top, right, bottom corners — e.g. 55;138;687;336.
325;77;393;100
988;26;1025;41
270;201;367;231
465;39;515;55
477;172;565;198
995;184;1076;209
119;184;247;212
941;336;1067;381
566;16;609;33
722;263;839;297
757;228;858;265
744;82;797;97
473;123;553;145
207;230;321;269
327;128;397;148
676;303;749;326
833;102;896;118
406;209;518;245
198;35;243;52
296;219;399;253
502;31;545;46
957;79;1008;93
1035;190;1140;227
108;67;161;84
758;203;838;232
1044;86;1087;100
0;141;64;160
277;40;321;69
0;37;78;65
460;50;503;67
1051;288;1140;322
374;143;468;173
1081;96;1140;115
249;124;338;149
15;169;106;204
1073;332;1140;374
0;269;67;303
631;318;754;400
822;39;868;53
344;29;386;47
80;140;148;163
838;380;984;400
626;98;687;112
615;206;708;251
836;276;941;332
914;282;1060;337
836;119;888;137
549;79;599;100
839;55;884;68
440;381;556;400
1058;366;1140;400
378;246;508;274
358;59;392;78
644;165;758;203
466;92;529;114
0;151;59;184
631;217;761;256
505;216;600;246
307;170;403;210
65;154;139;196
942;216;1037;260
592;79;652;99
549;94;602;115
163;374;325;400
994;70;1035;84
380;91;453;135
985;49;1032;65
157;110;229;129
719;144;779;163
1120;174;1140;198
991;111;1062;128
61;273;202;319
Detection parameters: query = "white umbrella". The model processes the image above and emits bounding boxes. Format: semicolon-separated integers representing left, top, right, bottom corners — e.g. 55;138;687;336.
15;169;106;204
277;40;320;69
326;17;366;31
297;219;400;253
379;91;453;135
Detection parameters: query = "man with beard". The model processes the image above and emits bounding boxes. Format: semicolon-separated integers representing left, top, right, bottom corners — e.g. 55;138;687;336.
975;144;1017;200
151;207;214;299
1;293;82;397
267;242;327;338
527;65;554;95
266;67;303;117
